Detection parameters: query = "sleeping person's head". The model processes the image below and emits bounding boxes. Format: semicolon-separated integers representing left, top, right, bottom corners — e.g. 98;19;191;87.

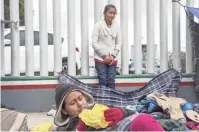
54;84;94;126
64;90;89;116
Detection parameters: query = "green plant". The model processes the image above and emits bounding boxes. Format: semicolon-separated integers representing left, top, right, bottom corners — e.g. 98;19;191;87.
4;0;24;27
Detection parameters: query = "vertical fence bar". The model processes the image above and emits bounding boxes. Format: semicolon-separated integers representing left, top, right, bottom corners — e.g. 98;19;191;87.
120;0;129;74
53;0;62;76
194;0;199;23
81;0;89;76
160;0;168;72
108;0;116;5
147;0;155;73
94;0;102;23
134;0;142;74
0;0;4;76
67;0;76;76
173;1;181;70
186;0;194;73
10;0;20;76
25;0;34;76
39;0;48;76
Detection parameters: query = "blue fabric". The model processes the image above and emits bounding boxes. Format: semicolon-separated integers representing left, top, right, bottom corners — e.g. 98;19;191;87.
126;105;144;112
95;61;116;89
193;103;199;113
140;98;161;113
187;7;199;19
181;102;194;112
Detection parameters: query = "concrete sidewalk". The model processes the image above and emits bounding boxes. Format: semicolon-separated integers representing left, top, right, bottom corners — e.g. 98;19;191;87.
26;112;55;129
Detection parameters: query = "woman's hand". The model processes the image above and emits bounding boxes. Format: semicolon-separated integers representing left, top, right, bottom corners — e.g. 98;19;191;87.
103;55;111;64
104;108;124;126
102;54;115;65
108;55;115;65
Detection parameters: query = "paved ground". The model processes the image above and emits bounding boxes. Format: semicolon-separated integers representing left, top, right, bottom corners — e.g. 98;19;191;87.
26;112;55;129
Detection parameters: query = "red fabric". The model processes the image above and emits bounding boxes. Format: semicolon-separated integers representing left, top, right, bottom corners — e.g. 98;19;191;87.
104;108;124;126
185;121;199;130
76;120;88;131
94;58;118;64
130;114;165;131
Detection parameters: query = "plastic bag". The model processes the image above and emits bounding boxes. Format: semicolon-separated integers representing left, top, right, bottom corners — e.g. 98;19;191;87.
79;104;109;129
30;122;53;132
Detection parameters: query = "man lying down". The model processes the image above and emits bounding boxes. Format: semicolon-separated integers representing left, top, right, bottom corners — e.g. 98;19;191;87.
54;84;165;131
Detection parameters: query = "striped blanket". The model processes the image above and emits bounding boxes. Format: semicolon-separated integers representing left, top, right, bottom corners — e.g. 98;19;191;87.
58;68;181;107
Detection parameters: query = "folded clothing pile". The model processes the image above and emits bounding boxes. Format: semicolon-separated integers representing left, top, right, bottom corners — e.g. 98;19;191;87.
126;92;199;131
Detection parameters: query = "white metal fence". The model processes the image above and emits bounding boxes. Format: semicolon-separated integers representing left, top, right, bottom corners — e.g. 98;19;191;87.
0;0;198;76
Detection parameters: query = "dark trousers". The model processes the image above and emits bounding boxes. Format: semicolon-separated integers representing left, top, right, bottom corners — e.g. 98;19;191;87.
95;61;116;89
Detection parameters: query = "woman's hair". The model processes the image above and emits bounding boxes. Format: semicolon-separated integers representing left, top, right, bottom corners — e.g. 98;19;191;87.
103;4;117;14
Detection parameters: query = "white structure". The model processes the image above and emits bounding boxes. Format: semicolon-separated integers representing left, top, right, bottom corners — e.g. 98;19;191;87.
0;0;4;76
147;0;155;73
25;0;34;76
10;0;20;76
39;0;48;76
53;0;62;76
67;0;76;76
131;44;158;73
173;1;181;70
160;0;168;72
121;0;129;74
1;0;198;76
134;0;142;74
186;0;194;73
81;0;89;76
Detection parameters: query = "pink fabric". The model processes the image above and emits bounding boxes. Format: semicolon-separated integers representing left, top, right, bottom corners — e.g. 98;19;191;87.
185;121;199;130
76;120;88;131
130;114;165;131
104;108;124;126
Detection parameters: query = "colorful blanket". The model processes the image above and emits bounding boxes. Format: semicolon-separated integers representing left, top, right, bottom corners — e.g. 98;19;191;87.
58;68;181;107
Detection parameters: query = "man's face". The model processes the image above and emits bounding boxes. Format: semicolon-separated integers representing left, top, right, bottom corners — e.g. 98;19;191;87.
64;91;89;117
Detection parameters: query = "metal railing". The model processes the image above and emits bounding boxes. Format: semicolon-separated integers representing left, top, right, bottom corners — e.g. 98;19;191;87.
0;0;195;76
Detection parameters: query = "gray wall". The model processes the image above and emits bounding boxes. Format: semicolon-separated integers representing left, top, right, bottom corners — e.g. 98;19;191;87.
1;89;55;112
2;86;199;112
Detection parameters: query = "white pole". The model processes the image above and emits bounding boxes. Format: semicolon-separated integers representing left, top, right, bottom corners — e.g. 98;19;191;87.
10;0;20;76
81;0;89;76
160;0;168;72
108;0;116;5
39;0;48;76
53;0;62;76
134;0;142;74
24;0;34;76
120;0;129;74
0;0;4;76
147;0;155;73
94;0;102;23
172;1;181;71
186;0;194;73
67;0;76;76
194;0;199;23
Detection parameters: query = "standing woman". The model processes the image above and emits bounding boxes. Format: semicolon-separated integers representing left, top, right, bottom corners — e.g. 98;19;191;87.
92;4;122;89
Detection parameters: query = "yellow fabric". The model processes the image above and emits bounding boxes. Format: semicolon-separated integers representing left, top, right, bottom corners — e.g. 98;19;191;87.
30;122;53;132
147;92;186;122
79;104;109;129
